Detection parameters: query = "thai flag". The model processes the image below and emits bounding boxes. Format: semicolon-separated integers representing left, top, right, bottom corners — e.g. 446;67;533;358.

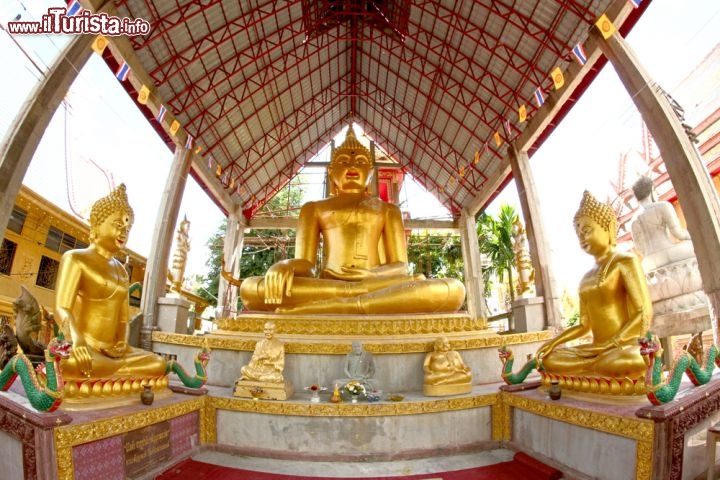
156;105;166;123
628;0;642;8
115;61;130;81
66;0;83;16
534;87;545;107
572;43;588;66
185;134;193;150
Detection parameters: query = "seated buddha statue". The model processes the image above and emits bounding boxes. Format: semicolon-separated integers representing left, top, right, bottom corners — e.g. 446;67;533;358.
239;126;466;314
423;336;472;396
239;321;285;383
54;184;167;381
630;176;695;272
535;191;651;379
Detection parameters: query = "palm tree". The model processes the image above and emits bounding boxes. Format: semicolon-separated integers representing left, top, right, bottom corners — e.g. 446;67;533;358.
477;204;519;307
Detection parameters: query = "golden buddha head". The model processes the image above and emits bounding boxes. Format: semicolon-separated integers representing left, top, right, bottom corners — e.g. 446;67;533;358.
329;126;373;195
89;184;134;250
574;190;617;249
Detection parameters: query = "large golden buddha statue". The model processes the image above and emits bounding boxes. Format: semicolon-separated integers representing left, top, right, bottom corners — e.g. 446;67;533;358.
239;127;466;314
55;184;167;382
535;191;651;380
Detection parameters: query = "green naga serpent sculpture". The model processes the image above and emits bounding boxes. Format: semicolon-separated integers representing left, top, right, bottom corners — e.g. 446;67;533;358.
166;344;212;389
498;345;537;385
0;337;211;412
0;334;72;412
638;333;719;405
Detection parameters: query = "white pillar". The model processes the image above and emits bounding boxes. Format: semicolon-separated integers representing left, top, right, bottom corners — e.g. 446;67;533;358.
140;146;192;349
459;209;485;324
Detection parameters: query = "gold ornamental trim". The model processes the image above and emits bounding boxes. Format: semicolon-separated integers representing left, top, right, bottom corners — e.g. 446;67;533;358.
214;313;485;336
152;330;552;354
209;393;498;417
501;392;653;441
54;397;205;480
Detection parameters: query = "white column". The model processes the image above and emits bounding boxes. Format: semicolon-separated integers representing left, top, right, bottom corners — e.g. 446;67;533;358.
140;146;192;349
459;209;485;324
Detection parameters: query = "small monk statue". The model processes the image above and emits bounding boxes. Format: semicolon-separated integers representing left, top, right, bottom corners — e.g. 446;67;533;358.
630;176;695;272
423;336;472;396
336;340;377;392
239;321;285;383
239;126;466;314
535;191;651;379
169;215;191;295
55;184;167;381
235;321;293;399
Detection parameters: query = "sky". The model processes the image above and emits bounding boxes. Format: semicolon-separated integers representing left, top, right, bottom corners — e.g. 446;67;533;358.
1;0;719;293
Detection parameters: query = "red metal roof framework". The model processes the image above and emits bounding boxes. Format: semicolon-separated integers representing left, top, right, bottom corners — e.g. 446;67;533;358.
103;0;648;219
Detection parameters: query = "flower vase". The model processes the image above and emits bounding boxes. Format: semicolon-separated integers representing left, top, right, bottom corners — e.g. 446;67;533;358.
351;396;358;404
311;390;320;403
140;384;154;405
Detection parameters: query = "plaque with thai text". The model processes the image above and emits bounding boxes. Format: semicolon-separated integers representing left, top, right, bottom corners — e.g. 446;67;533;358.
123;421;171;478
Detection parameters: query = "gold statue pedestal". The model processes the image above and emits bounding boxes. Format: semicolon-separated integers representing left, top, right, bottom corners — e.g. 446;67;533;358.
61;374;171;411
423;382;472;397
233;380;294;401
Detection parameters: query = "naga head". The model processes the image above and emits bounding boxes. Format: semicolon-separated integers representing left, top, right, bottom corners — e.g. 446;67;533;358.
498;345;513;361
47;334;72;360
638;332;660;357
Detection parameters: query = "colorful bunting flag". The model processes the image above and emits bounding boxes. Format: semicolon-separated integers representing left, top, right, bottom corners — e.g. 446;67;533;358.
194;145;203;155
493;131;502;147
459;165;465;178
628;0;642;8
137;84;150;105
156;105;166;124
595;14;616;40
503;118;512;139
216;164;222;176
66;0;83;16
518;104;527;123
230;177;236;189
551;67;564;90
207;155;213;169
91;35;107;55
185;134;193;150
169;120;180;136
473;150;480;164
115;61;130;82
534;87;545;107
572;43;588;66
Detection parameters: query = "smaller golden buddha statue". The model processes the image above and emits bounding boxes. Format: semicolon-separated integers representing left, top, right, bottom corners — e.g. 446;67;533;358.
234;321;293;400
535;191;652;392
239;126;466;314
423;336;472;396
54;184;168;403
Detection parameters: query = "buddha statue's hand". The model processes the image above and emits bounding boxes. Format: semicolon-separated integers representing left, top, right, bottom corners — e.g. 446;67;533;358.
70;343;93;378
324;266;373;281
101;341;129;359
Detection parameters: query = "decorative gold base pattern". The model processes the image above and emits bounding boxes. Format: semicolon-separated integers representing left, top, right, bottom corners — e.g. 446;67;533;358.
540;372;647;396
423;382;473;397
60;375;170;411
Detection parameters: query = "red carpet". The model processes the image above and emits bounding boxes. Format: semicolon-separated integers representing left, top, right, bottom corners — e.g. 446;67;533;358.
155;452;562;480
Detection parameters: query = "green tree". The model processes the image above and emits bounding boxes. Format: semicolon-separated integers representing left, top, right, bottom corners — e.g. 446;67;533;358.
407;232;464;281
477;204;519;307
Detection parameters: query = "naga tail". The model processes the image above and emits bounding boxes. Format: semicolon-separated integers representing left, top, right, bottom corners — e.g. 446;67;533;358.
498;346;537;385
167;345;211;389
685;344;718;386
